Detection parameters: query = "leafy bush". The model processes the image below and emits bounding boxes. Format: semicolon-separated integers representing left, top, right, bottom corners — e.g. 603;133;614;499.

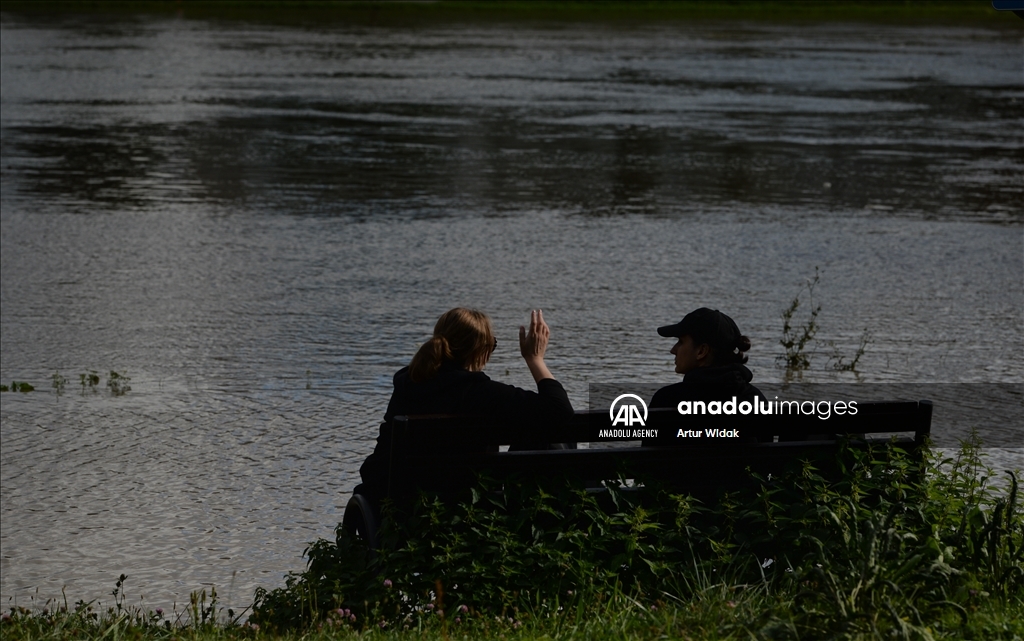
251;435;1023;639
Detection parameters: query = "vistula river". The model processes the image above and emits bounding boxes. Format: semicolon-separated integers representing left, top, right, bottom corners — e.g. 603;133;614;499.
1;9;1021;614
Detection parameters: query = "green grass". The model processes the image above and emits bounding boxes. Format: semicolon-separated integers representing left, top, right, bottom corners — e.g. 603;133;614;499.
0;0;1017;27
3;582;1022;640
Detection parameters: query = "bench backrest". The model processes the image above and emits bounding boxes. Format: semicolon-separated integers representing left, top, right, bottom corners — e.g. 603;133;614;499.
380;400;932;498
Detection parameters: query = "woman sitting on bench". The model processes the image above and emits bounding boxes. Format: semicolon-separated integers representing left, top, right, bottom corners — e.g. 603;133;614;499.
645;308;763;445
354;307;574;503
652;307;762;409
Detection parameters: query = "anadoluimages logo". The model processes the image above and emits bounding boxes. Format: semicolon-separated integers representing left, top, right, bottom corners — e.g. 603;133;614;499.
610;394;648;427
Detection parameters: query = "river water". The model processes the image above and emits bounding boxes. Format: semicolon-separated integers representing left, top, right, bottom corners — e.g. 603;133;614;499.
1;11;1021;614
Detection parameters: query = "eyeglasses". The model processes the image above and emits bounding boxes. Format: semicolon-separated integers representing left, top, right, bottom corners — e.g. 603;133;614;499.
491;337;498;353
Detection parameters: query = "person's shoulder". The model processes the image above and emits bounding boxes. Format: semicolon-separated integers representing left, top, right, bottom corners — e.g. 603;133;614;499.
651;381;687;408
392;366;413;389
437;364;490;382
428;365;492;393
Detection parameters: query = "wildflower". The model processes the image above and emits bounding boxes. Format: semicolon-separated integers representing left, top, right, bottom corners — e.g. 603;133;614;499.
424;603;434;611
383;579;393;589
155;608;163;617
455;617;461;624
650;605;657;612
349;613;356;623
458;604;468;614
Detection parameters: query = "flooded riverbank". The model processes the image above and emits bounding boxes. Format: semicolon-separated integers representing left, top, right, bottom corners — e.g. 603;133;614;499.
2;7;1021;612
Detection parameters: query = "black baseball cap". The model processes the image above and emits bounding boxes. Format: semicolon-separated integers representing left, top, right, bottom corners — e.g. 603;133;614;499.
657;308;742;350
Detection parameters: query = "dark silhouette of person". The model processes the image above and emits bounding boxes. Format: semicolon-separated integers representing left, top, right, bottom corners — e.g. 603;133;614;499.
645;308;763;445
353;307;573;503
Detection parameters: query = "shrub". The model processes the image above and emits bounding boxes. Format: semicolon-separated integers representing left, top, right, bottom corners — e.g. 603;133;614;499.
251;436;1023;639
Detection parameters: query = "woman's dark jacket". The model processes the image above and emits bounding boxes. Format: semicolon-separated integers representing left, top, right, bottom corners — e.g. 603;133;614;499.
650;363;762;410
645;364;763;446
355;362;573;501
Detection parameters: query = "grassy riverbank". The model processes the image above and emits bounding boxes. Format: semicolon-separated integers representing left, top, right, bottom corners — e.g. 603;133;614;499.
0;0;1016;27
4;596;1022;640
4;437;1022;640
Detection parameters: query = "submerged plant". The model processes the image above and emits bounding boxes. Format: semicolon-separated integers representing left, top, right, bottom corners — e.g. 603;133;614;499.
51;371;68;395
828;329;871;372
80;371;100;394
779;268;873;375
107;370;131;396
778;269;821;373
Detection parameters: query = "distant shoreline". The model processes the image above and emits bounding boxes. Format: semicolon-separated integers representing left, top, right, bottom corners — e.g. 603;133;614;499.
0;0;1017;27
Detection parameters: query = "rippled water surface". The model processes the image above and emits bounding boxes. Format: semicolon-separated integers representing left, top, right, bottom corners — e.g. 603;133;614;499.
1;11;1021;612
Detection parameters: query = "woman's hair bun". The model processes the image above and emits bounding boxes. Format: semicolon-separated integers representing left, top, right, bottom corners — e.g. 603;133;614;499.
719;334;750;365
736;335;751;353
408;308;494;383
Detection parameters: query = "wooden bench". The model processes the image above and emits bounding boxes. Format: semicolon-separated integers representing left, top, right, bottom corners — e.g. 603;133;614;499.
342;400;933;548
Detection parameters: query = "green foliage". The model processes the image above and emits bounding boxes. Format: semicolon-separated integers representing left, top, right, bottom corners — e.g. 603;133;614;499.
80;371;100;393
753;437;1023;640
107;370;132;396
51;371;68;395
250;436;1023;639
3;436;1019;640
829;329;872;372
779;269;822;373
0;371;128;395
779;268;874;376
1;575;261;640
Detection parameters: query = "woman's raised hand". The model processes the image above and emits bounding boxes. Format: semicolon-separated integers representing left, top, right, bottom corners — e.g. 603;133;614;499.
519;309;554;382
